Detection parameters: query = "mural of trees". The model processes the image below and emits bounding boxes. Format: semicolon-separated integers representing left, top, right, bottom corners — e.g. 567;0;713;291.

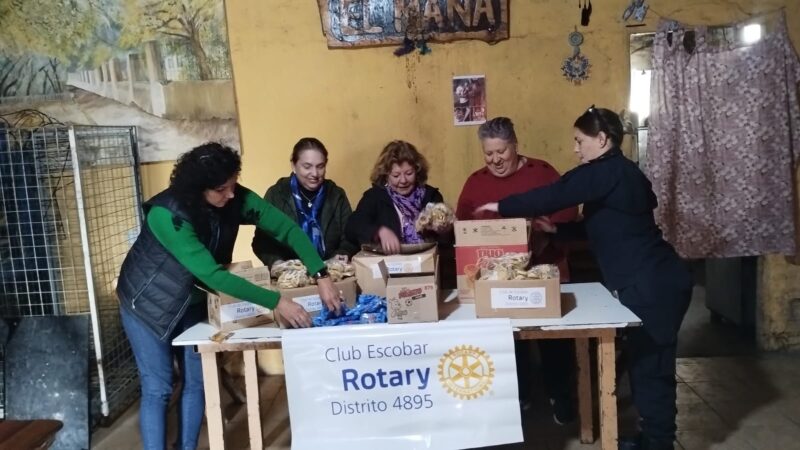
0;0;231;98
119;0;225;81
0;0;96;96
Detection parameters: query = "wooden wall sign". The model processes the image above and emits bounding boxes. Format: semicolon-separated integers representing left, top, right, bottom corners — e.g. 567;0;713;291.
317;0;510;48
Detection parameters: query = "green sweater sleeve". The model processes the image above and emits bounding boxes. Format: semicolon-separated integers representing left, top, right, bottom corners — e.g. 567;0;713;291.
239;188;326;275
147;206;281;309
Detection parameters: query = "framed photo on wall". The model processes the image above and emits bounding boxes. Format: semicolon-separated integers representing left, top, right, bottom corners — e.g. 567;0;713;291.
453;75;486;126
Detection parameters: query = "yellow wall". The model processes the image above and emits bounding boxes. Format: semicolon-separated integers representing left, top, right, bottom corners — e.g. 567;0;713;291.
136;0;800;348
218;0;798;262
134;0;800;259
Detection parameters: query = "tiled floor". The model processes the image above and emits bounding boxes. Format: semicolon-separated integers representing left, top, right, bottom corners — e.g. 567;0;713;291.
676;286;757;358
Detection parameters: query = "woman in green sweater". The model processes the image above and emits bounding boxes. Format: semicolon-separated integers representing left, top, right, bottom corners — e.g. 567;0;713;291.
116;142;340;450
252;137;357;267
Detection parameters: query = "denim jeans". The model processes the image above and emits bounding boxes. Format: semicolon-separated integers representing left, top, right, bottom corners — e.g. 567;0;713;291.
121;304;205;450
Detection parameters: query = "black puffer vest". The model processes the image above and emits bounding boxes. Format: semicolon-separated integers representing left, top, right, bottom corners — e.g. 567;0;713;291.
117;186;244;341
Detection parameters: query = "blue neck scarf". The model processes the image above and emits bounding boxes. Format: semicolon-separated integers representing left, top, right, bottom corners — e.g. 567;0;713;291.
290;174;326;256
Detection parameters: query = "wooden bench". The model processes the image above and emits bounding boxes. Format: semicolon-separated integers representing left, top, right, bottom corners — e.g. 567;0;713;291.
0;420;63;449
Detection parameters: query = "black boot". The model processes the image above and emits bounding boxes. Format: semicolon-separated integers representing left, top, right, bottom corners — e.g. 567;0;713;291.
618;434;674;450
549;396;575;425
618;434;641;450
642;438;674;450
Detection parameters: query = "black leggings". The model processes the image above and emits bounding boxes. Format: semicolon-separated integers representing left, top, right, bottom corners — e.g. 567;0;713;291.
626;327;680;443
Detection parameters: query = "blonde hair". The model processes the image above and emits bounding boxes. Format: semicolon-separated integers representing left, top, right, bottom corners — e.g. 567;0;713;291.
369;140;429;186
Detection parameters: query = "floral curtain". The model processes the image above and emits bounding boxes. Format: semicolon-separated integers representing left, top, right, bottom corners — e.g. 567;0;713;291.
646;13;800;258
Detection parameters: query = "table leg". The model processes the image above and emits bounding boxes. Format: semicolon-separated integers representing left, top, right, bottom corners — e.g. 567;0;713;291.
244;350;263;450
576;337;593;443
201;351;225;450
597;332;618;450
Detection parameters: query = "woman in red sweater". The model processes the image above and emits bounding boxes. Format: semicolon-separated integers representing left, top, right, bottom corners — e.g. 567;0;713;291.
456;116;578;423
456;117;578;278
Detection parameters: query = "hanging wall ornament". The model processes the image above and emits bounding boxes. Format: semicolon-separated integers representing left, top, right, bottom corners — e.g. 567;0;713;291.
416;38;431;55
393;36;432;56
622;0;649;23
580;0;593;26
561;28;591;84
394;37;416;56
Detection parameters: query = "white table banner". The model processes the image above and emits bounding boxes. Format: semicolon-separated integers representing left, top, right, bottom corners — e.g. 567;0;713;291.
282;318;522;450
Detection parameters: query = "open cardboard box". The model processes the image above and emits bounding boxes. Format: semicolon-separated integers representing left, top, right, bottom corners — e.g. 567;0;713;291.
474;268;562;319
455;218;530;302
373;258;439;324
207;261;274;332
274;277;358;328
352;246;437;297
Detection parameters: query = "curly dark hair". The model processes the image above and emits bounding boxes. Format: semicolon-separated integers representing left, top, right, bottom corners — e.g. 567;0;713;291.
170;142;241;211
369;140;429;186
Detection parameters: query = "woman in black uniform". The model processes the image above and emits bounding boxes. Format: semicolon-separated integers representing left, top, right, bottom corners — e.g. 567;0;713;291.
475;106;692;450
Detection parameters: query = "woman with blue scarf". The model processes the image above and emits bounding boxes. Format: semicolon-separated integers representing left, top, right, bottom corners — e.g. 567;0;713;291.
346;140;451;254
253;137;357;266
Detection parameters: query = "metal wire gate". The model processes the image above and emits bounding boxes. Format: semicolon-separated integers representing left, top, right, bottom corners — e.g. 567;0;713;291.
0;122;144;425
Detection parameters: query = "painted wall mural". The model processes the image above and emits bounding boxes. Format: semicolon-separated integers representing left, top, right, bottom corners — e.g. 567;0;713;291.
0;0;239;162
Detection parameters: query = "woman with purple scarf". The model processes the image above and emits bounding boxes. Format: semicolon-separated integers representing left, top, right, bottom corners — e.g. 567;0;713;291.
346;140;452;254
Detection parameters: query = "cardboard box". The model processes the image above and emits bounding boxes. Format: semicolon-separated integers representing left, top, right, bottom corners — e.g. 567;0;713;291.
375;259;439;324
474;274;562;319
353;246;438;297
207;261;274;332
274;277;359;328
454;219;530;302
386;274;439;324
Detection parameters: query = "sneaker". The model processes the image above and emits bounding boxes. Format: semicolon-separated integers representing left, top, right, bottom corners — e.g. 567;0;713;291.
549;397;575;425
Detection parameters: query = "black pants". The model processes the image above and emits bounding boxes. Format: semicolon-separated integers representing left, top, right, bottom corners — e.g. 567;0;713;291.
619;266;692;445
626;327;679;444
515;338;574;402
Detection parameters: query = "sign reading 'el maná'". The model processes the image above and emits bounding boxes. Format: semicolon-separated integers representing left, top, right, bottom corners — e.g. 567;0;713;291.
317;0;509;47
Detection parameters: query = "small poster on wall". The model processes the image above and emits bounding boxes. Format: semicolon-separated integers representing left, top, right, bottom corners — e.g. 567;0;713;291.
453;75;486;126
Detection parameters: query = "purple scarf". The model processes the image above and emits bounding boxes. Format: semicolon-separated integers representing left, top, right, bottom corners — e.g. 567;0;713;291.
386;185;425;244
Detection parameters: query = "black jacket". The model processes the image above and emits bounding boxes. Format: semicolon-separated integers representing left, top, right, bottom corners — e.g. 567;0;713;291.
345;184;446;245
116;186;243;341
498;148;692;343
252;177;356;267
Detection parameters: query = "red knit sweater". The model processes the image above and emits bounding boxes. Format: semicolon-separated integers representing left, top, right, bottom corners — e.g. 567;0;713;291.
455;156;579;280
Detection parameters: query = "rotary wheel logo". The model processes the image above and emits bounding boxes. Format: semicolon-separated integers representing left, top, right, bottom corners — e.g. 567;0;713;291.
438;345;495;400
